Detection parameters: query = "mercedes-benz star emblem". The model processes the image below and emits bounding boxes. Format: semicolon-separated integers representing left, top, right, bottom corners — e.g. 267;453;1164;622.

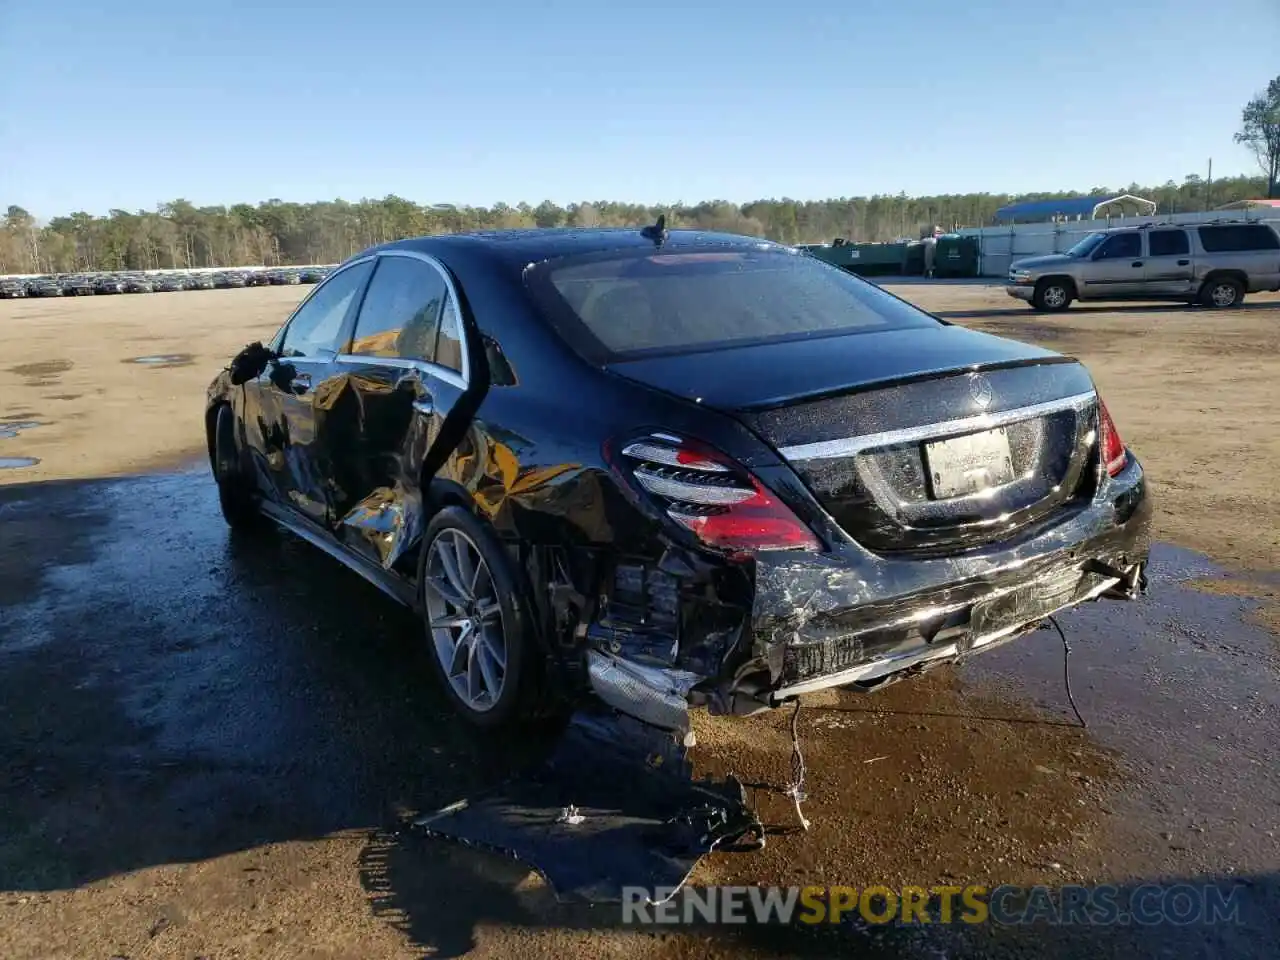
969;373;994;409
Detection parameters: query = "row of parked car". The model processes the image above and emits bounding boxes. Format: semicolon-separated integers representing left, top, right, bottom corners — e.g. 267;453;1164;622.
0;265;336;299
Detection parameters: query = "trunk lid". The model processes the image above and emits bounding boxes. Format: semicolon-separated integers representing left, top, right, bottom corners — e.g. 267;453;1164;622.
609;327;1101;555
604;325;1061;411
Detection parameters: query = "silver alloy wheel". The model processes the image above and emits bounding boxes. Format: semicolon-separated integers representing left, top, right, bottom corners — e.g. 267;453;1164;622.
1043;284;1068;308
422;528;507;712
1210;282;1238;307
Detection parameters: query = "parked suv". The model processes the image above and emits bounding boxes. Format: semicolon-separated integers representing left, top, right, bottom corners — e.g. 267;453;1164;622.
1007;221;1280;311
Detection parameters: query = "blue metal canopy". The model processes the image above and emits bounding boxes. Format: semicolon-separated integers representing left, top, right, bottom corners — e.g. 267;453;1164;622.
993;194;1156;223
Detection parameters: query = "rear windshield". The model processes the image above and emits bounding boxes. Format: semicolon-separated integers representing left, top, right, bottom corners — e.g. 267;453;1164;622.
525;246;940;361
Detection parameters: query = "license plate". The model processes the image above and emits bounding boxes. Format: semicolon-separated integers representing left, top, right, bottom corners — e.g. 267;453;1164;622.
924;427;1015;499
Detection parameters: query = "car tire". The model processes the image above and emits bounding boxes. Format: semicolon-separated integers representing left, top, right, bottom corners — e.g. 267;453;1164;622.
418;506;542;729
1200;276;1244;309
213;404;263;530
1031;279;1073;312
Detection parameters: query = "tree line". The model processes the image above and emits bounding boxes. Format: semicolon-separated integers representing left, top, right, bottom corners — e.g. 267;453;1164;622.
0;173;1271;276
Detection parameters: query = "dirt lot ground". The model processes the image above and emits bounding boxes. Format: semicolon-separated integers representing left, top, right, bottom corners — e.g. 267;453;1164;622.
1;284;1278;959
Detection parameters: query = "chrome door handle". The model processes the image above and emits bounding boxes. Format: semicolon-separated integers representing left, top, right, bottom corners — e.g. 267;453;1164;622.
1177;259;1190;266
1131;261;1143;268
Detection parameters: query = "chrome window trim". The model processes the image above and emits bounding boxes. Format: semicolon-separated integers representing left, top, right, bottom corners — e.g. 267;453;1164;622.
334;353;467;391
777;391;1097;463
271;256;375;356
343;248;471;385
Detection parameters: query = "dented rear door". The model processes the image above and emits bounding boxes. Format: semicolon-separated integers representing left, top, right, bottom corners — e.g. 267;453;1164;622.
323;252;473;571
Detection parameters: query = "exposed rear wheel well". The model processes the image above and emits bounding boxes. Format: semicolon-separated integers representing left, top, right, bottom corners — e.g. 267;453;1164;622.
422;475;475;515
396;476;477;579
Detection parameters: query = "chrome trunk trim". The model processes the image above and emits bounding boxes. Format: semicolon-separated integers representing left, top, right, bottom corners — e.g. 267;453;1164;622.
777;390;1098;463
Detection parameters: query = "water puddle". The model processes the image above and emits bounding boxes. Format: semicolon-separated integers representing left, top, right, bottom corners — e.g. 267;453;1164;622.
0;457;40;469
963;542;1278;885
0;421;40;440
124;354;194;368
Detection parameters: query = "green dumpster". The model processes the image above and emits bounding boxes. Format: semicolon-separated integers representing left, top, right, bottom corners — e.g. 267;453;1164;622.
931;235;980;278
801;240;933;277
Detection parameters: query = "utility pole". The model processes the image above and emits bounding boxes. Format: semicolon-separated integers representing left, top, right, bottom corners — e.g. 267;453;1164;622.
1206;158;1213;211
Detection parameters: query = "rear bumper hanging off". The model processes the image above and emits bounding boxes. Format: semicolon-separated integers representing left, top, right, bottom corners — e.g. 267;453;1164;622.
587;460;1151;733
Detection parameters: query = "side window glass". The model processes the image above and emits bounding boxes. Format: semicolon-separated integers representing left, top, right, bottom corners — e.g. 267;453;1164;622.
350;257;446;361
1199;226;1236;252
279;261;373;359
434;293;465;373
1148;230;1189;257
1195;226;1279;252
1098;233;1140;259
1247;225;1280;250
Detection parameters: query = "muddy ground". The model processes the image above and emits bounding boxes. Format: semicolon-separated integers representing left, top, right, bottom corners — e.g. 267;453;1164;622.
1;285;1277;959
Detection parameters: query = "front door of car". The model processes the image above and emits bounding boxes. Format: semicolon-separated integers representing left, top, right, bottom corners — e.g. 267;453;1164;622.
324;252;474;570
1076;231;1145;298
252;258;374;525
1143;228;1195;296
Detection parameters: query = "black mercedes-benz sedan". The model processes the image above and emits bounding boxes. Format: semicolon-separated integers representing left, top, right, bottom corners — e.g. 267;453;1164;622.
205;226;1151;733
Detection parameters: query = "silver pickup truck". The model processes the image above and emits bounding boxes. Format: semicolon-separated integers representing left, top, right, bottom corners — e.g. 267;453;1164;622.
1007;221;1280;311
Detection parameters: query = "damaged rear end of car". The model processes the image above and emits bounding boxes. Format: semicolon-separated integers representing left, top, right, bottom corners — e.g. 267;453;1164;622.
514;240;1152;737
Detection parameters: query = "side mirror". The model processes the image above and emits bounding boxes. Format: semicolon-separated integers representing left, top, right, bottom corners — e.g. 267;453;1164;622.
229;341;275;385
483;336;516;387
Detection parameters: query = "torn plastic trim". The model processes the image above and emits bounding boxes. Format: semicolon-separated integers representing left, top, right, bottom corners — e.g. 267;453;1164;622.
586;649;701;736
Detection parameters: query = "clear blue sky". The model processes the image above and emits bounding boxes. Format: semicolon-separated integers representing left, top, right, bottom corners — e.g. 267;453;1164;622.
1;0;1277;218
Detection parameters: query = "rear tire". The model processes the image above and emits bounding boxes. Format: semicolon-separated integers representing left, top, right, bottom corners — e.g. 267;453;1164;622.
417;506;544;729
213;404;263;530
1031;279;1073;312
1200;276;1244;309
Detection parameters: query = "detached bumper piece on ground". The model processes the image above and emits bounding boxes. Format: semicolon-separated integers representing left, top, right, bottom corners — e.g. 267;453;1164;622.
412;710;763;903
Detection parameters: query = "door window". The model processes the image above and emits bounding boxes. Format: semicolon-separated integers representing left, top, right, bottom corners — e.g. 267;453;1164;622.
1095;233;1141;260
349;256;446;361
1148;230;1190;257
278;261;373;359
434;293;465;373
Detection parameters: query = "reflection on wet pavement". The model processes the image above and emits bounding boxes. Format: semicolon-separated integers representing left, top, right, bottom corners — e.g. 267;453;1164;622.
0;470;1276;958
0;421;40;440
123;353;195;367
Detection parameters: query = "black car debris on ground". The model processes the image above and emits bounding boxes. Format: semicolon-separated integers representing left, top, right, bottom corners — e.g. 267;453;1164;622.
207;223;1152;741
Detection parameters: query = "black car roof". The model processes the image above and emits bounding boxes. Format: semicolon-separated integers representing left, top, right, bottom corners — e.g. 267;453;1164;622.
368;227;786;271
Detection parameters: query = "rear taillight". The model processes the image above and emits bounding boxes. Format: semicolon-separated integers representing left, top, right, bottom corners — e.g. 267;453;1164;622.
614;435;820;554
1097;397;1127;477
